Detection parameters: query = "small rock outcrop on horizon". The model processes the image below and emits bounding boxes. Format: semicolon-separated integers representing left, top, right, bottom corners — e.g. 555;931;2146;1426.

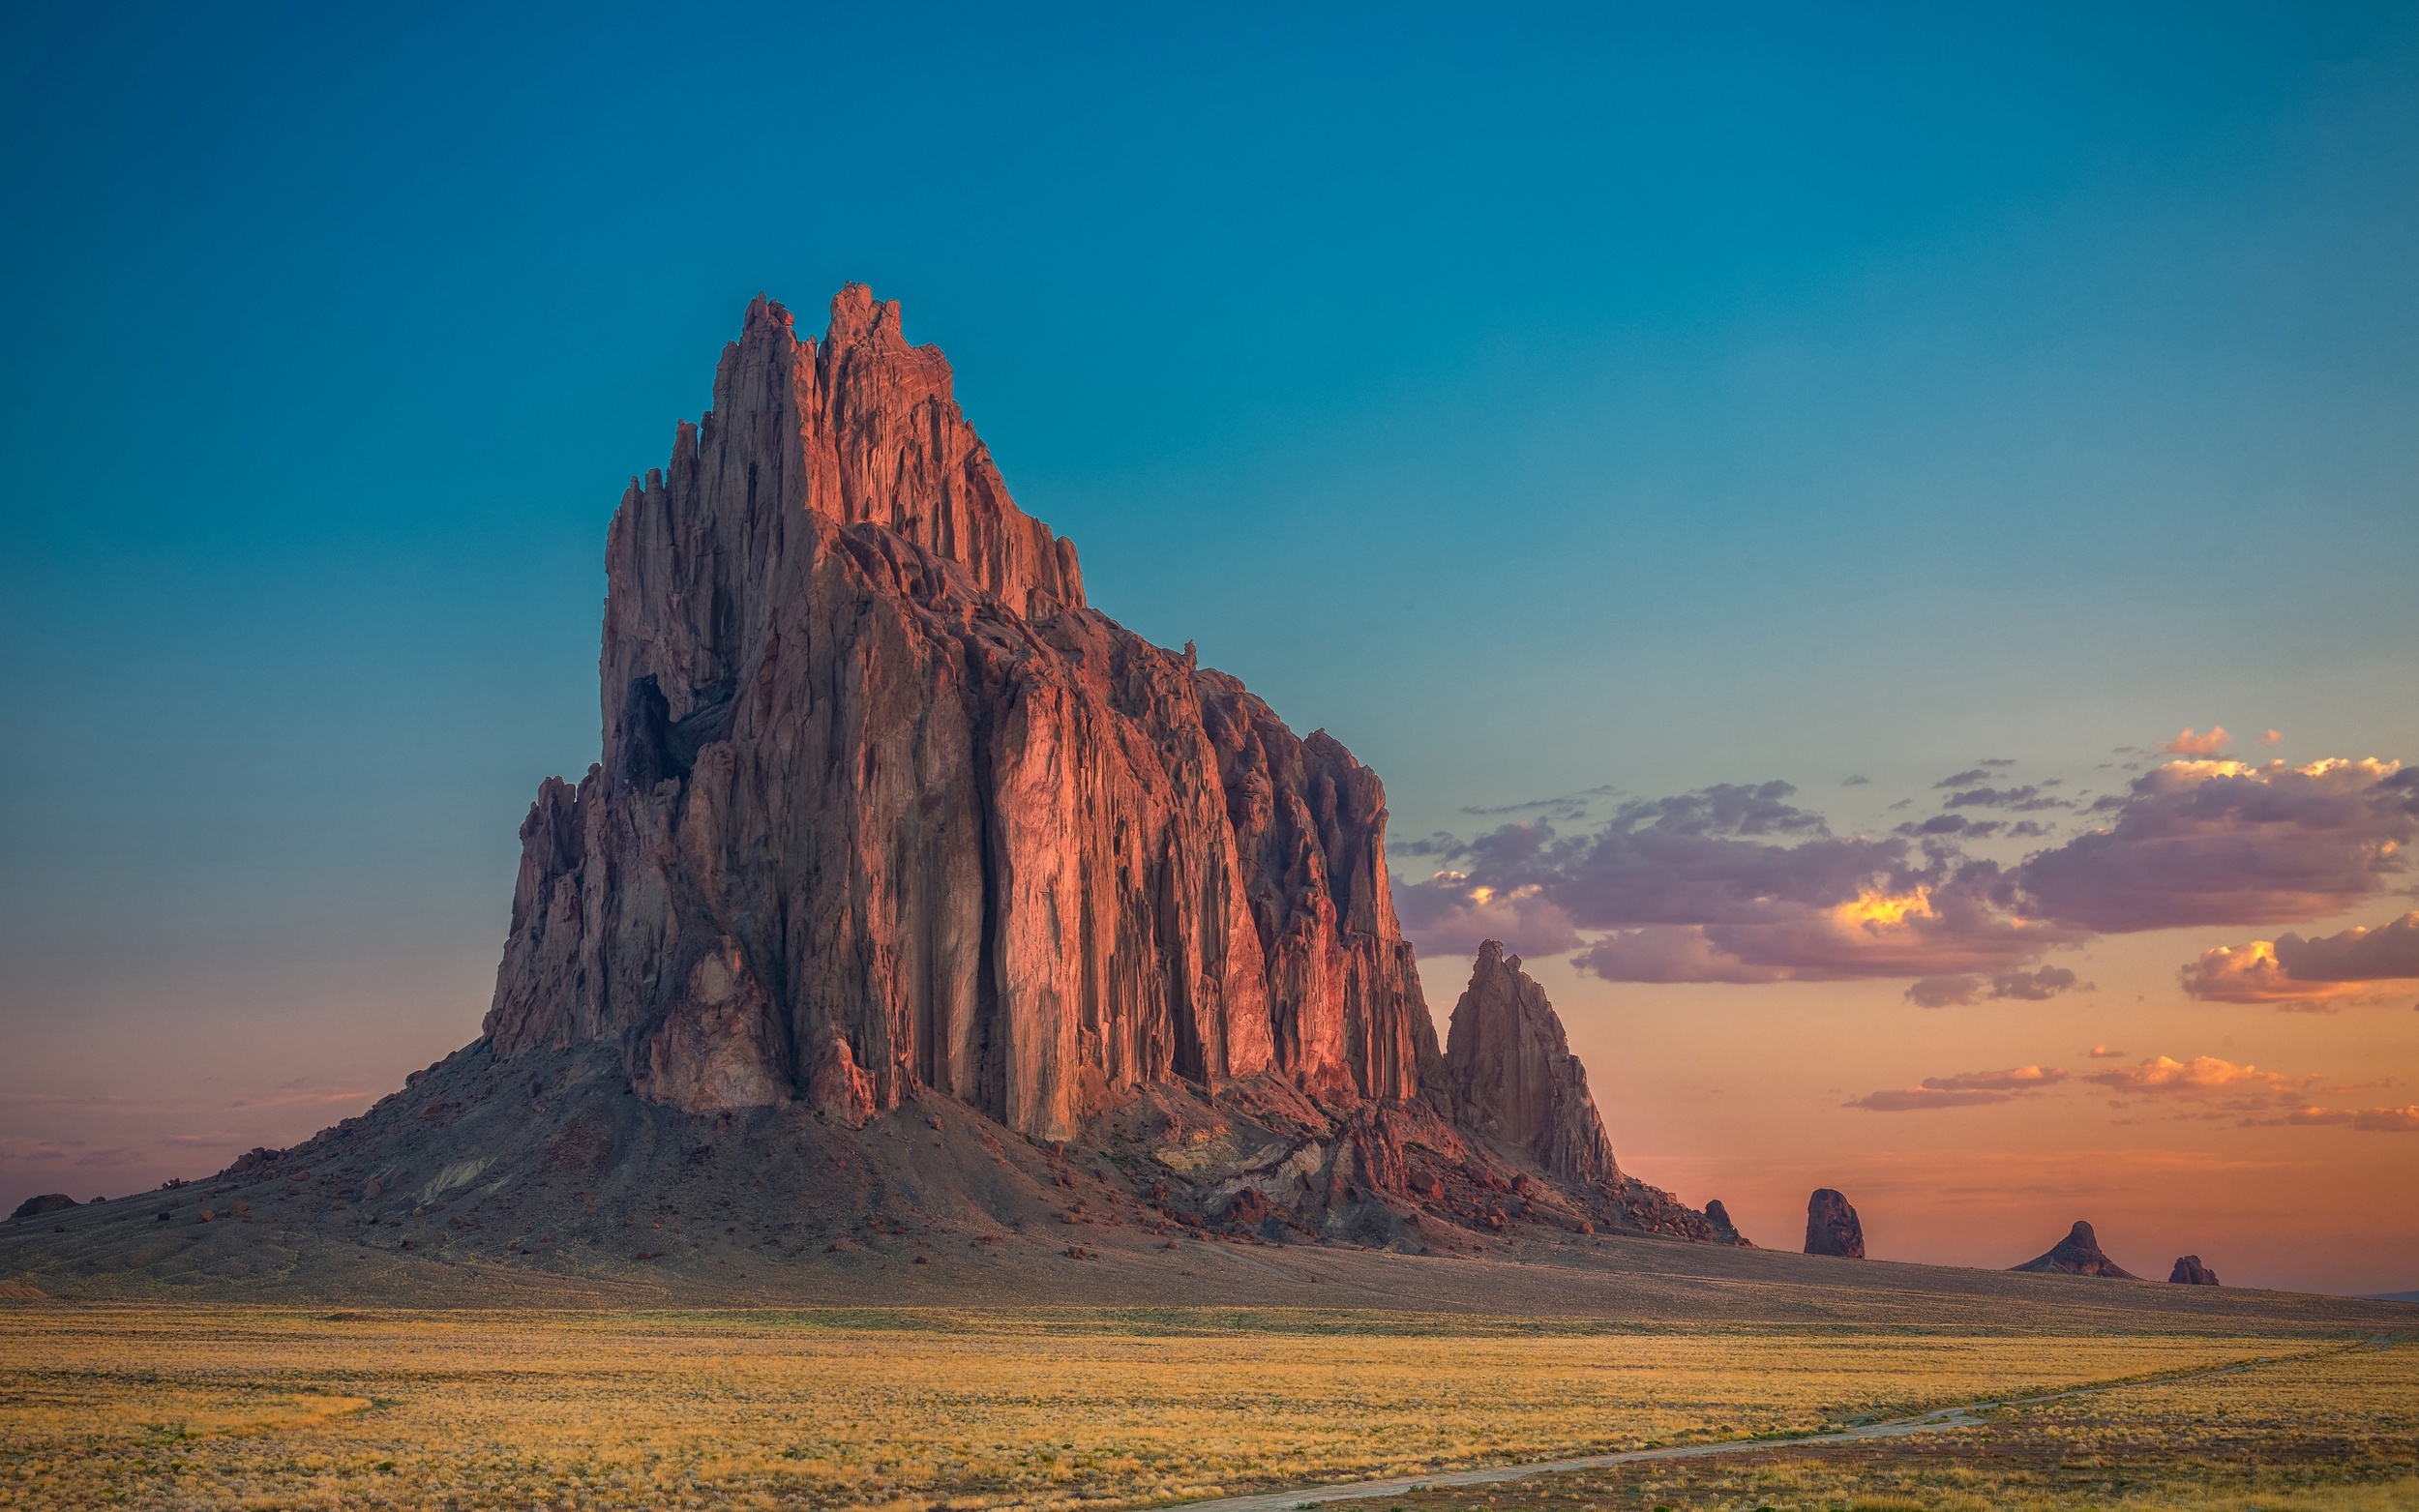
1704;1199;1752;1247
8;1195;75;1222
1445;943;1618;1184
2169;1255;2221;1286
6;287;1740;1291
1805;1189;1865;1258
2011;1221;2138;1278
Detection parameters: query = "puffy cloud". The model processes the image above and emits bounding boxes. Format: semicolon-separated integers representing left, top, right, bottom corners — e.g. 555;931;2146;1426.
2261;729;2285;745
1846;1064;2067;1111
2161;726;2232;756
2082;1054;2309;1098
1392;875;1581;962
1397;781;2077;985
2086;1044;2127;1058
2280;1105;2419;1132
2014;758;2419;932
1903;965;2085;1007
2178;912;2419;1009
1396;754;2419;999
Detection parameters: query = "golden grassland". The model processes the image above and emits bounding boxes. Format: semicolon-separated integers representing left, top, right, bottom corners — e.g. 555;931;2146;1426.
0;1305;2403;1511
1387;1334;2418;1512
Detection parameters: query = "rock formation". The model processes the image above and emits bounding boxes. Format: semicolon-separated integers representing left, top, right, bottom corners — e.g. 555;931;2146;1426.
8;287;1737;1293
1805;1188;1865;1258
1445;943;1618;1183
8;1194;75;1222
2169;1255;2221;1286
2011;1220;2138;1278
485;286;1439;1141
1704;1199;1751;1247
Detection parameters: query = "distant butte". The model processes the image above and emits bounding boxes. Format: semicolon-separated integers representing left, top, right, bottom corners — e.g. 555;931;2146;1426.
2011;1220;2139;1279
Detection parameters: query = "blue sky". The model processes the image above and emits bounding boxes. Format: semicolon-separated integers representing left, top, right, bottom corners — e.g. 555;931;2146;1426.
5;3;2417;1286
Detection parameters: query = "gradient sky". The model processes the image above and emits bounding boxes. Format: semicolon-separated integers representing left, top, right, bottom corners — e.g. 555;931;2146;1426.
5;4;2416;1292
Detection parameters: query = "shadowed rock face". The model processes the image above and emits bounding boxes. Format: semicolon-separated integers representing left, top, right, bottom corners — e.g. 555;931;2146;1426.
1444;942;1620;1185
1805;1189;1865;1258
2169;1254;2221;1286
8;1195;75;1222
482;286;1447;1141
1704;1199;1752;1247
2012;1220;2139;1279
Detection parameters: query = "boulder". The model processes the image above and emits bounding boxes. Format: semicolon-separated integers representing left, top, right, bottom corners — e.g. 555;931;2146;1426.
2011;1220;2138;1278
8;1195;75;1223
1805;1189;1864;1258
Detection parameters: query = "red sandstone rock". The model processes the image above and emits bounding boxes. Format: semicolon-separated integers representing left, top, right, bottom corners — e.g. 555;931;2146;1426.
2168;1254;2221;1286
2011;1220;2139;1279
1443;942;1619;1184
1804;1188;1865;1258
483;288;1439;1141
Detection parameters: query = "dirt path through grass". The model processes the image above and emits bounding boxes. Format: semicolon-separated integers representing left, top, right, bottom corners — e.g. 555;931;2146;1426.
1169;1337;2397;1512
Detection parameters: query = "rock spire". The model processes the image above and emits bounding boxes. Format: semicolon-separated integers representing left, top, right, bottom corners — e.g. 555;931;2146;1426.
1443;942;1621;1184
1805;1188;1865;1258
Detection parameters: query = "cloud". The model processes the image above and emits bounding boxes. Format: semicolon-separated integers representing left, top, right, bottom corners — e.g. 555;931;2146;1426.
1840;775;1871;786
2161;726;2232;756
1903;965;2087;1007
2278;1105;2419;1132
2178;911;2419;1009
1935;769;1990;788
2261;729;2285;745
1926;1065;2070;1091
1846;1063;2068;1111
1847;1086;2016;1112
2014;758;2419;933
2082;1054;2310;1098
1397;754;2419;998
1940;785;2071;812
2086;1044;2127;1058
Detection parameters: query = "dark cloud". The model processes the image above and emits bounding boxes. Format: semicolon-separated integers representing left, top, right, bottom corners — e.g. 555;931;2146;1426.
1941;785;2072;812
2179;911;2419;1008
1394;780;2076;983
1934;769;1990;788
2016;758;2419;932
1981;759;2017;768
1903;965;2085;1007
1841;775;1871;786
1457;784;1621;817
1396;755;2419;999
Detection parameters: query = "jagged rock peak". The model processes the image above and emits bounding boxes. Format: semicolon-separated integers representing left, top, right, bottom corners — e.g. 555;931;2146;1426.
1805;1188;1864;1258
1444;941;1620;1185
484;287;1441;1141
2011;1220;2138;1279
2168;1254;2221;1286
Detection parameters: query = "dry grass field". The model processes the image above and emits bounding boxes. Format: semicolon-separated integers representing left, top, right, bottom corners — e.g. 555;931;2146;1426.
1383;1333;2418;1512
0;1304;2402;1511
